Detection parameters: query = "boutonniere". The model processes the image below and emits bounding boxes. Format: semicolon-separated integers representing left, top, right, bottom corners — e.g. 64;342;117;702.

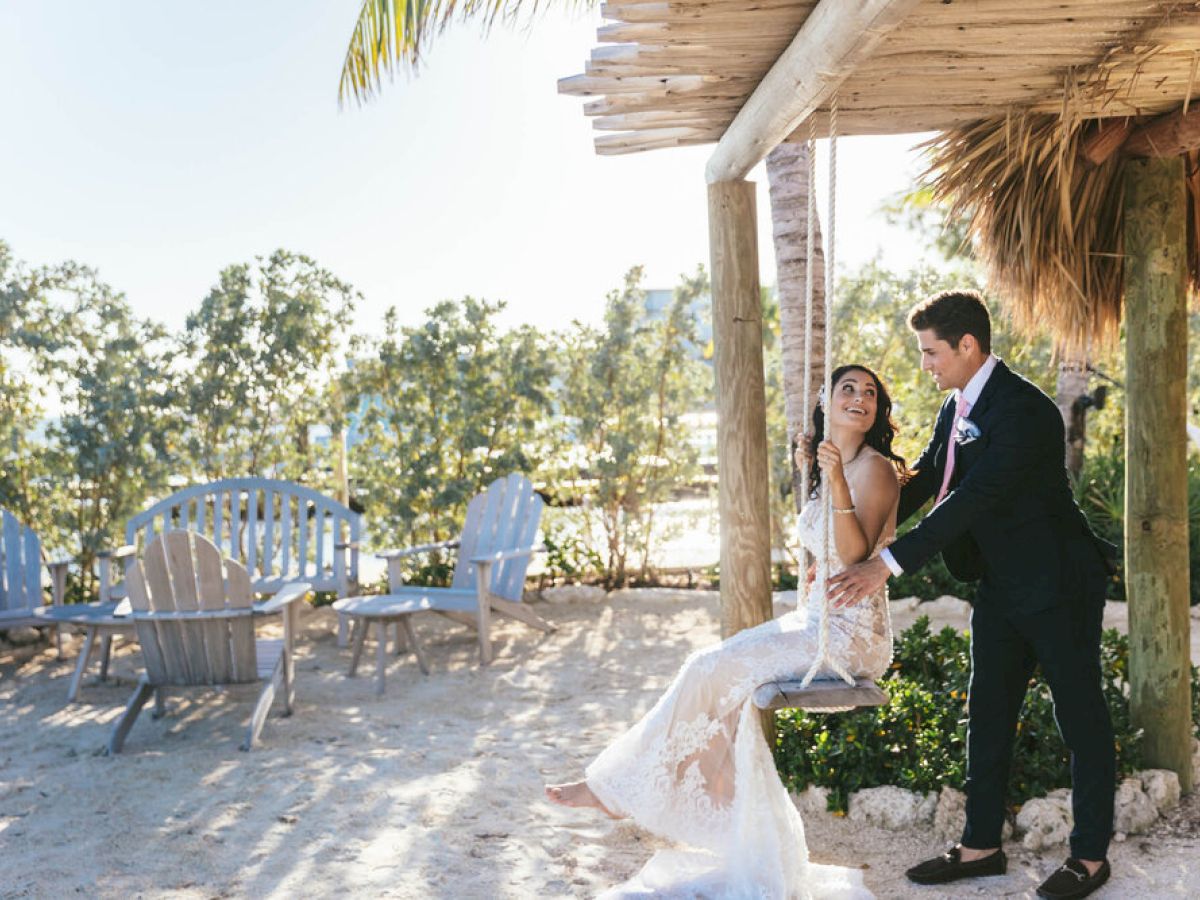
954;416;982;445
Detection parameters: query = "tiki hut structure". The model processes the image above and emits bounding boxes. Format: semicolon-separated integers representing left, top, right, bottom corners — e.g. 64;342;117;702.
561;0;1200;789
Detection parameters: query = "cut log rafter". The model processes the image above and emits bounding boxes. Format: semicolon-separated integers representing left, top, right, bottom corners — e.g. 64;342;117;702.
1082;103;1200;164
704;0;923;182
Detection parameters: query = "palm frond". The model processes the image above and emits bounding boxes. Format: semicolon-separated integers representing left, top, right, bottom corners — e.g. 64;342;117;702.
338;0;588;106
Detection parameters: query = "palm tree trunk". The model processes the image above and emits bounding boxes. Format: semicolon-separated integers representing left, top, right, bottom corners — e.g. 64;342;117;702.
1055;356;1091;480
766;142;826;514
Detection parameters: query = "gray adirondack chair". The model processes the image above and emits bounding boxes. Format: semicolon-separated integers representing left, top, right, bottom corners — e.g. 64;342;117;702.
374;473;553;664
107;531;310;754
1;507;69;646
102;478;360;643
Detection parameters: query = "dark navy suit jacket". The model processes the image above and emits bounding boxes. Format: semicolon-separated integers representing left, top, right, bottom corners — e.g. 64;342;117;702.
888;361;1113;613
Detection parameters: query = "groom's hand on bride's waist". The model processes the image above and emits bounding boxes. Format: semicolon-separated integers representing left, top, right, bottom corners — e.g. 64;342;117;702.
827;558;890;608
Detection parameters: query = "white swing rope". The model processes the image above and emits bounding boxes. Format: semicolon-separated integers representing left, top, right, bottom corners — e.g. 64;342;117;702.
801;94;855;690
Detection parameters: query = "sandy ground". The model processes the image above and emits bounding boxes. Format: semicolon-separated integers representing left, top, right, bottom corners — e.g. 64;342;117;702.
1;590;1197;899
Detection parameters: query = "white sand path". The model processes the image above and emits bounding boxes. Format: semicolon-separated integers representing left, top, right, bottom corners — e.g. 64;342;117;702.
0;590;1196;898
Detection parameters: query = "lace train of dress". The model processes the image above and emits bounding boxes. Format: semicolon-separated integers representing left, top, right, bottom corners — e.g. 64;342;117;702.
585;456;895;898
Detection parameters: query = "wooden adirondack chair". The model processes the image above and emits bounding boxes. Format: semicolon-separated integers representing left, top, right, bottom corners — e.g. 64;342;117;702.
107;531;310;754
373;473;553;664
102;478;360;644
1;507;69;646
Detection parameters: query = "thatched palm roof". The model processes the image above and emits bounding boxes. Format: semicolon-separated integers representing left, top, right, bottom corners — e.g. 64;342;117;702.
924;114;1198;350
561;0;1200;345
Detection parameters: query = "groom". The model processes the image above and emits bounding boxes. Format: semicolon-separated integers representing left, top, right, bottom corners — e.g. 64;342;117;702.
828;290;1116;900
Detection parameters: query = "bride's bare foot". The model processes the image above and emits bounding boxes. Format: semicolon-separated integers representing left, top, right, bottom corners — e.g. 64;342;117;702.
544;781;623;819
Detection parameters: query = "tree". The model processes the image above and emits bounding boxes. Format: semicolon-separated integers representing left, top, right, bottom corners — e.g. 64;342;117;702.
347;297;555;555
334;3;857;599
557;266;709;585
0;241;75;552
766;143;826;516
178;250;357;483
42;272;180;598
881;184;974;265
339;0;539;103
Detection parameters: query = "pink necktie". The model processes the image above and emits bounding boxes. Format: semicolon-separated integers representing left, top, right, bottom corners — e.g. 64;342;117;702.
936;393;971;504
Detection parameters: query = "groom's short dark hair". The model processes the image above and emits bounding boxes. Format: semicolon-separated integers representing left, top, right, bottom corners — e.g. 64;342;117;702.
907;289;992;355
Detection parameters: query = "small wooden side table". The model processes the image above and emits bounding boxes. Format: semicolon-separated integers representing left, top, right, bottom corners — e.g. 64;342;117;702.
36;601;135;701
331;595;432;695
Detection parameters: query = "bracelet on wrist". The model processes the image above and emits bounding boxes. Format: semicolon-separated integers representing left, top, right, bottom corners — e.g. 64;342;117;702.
833;505;856;514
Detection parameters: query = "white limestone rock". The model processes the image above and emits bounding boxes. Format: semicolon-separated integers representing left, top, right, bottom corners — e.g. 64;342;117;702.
885;596;924;634
932;787;966;841
1;626;41;647
848;786;936;830
539;585;608;604
921;596;972;632
793;785;831;816
1114;777;1158;835
928;786;1014;841
1138;769;1181;813
1015;793;1072;851
1101;601;1129;632
917;789;938;824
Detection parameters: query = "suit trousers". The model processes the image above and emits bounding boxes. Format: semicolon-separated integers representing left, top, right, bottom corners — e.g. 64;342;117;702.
960;597;1115;860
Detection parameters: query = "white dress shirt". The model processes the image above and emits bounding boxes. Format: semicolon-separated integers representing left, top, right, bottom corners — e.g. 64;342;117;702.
879;354;999;576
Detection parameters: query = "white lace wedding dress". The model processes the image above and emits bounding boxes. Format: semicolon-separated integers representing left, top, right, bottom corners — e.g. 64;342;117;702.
585;449;896;899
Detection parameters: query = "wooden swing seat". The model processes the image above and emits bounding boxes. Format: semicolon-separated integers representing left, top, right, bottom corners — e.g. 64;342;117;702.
753;677;888;713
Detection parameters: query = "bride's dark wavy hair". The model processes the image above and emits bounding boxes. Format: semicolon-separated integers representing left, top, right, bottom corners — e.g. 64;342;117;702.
806;364;909;499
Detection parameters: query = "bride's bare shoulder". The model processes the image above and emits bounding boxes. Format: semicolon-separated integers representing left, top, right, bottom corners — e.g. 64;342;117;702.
856;447;900;493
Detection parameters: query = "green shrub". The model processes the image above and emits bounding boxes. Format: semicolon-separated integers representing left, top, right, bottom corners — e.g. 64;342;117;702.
540;520;605;585
773;616;1199;812
1074;440;1200;605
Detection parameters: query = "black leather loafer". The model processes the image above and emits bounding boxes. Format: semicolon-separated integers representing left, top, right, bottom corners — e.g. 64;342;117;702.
906;846;1007;885
1036;858;1111;899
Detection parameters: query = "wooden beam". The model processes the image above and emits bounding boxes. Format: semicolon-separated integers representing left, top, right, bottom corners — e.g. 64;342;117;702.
704;0;922;183
558;73;712;97
1123;155;1194;793
594;127;718;154
1124;104;1200;158
1080;118;1134;167
708;181;772;640
1085;106;1200;166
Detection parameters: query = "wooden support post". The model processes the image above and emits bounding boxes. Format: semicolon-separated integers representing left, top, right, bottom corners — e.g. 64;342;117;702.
1123;155;1194;792
708;180;773;641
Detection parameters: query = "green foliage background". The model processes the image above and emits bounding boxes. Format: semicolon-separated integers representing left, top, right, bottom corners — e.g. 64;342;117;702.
2;215;1199;601
1;240;714;596
551;266;709;586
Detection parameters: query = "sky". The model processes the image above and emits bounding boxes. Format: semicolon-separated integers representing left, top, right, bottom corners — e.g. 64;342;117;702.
0;0;936;336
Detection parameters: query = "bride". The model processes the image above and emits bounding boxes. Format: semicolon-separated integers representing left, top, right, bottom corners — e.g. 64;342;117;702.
545;364;908;899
